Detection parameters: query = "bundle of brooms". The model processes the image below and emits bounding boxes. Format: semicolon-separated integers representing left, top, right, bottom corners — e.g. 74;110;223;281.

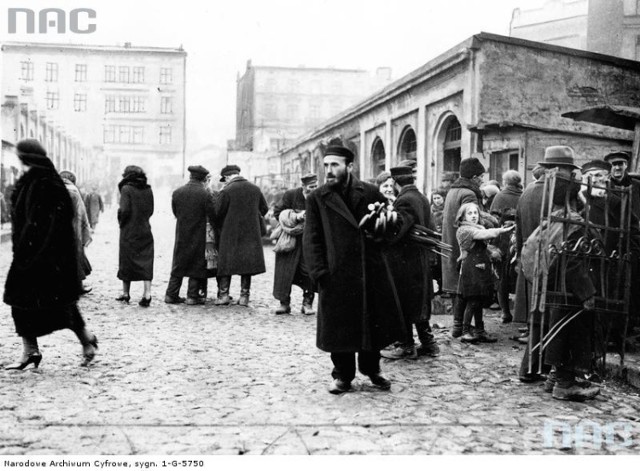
359;202;452;258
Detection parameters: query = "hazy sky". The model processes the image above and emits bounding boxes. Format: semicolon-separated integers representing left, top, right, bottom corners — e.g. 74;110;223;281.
1;0;548;149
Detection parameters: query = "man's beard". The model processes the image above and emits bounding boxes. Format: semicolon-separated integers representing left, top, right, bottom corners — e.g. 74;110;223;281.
326;171;347;188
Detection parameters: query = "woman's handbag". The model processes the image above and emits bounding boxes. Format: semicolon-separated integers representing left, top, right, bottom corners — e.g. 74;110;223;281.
273;231;296;253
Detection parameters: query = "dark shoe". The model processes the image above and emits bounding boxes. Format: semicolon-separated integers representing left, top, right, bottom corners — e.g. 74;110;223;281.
275;303;291;315
519;373;545;383
369;374;391;390
417;340;440;357
475;331;498;343
80;335;98;367
380;344;417;360
185;297;205;305
328;378;351;394
451;327;463;338
5;353;42;370
552;382;600;402
138;297;151;307
501;313;513;324
461;332;479;343
116;295;130;303
164;295;186;304
301;303;315;315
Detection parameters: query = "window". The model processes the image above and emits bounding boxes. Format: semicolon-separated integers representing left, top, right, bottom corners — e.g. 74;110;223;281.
371;138;386;177
21;61;34;81
119;66;130;83
160;67;173;84
104;125;144;144
104;65;116;82
443;117;462;175
161;96;173;114
118;96;131;113
119;126;130;143
74;93;87;112
132;127;144;144
75;64;87;82
159;125;172;144
132;96;146;113
398;126;417;161
45;62;58;82
132;66;145;83
46;92;59;110
104;125;115;143
105;95;116;113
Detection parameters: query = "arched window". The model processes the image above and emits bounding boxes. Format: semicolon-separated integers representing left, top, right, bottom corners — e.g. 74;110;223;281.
398;126;417;162
371;137;386;177
443;117;461;175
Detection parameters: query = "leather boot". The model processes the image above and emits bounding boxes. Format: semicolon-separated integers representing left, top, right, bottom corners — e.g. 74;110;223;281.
416;322;439;356
275;297;291;315
238;275;251;307
214;276;231;305
301;290;315;315
451;295;464;338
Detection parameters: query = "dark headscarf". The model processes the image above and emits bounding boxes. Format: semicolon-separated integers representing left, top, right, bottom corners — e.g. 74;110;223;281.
15;139;54;170
118;165;150;191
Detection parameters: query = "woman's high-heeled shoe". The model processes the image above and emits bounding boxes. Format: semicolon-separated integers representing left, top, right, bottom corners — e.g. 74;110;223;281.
116;295;130;303
139;297;152;307
81;335;98;367
5;352;42;370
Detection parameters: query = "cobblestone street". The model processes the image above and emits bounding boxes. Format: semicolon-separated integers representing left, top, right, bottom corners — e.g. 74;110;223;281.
0;195;639;455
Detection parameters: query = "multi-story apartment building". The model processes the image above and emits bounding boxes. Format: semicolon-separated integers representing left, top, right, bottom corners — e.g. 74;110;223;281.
1;42;186;187
234;60;392;153
510;0;640;60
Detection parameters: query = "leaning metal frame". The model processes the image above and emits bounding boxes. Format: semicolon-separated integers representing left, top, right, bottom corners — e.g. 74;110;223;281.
527;168;633;375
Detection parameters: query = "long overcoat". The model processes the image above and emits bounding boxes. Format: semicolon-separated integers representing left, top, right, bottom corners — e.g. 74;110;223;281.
4;166;80;311
514;179;546;323
170;180;215;278
441;178;483;294
215;176;268;276
85;191;104;228
303;176;406;352
118;183;154;281
272;187;311;300
386;185;432;324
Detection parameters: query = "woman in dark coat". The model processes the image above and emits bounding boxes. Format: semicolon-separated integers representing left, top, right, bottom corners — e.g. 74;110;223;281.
3;139;98;370
117;166;154;307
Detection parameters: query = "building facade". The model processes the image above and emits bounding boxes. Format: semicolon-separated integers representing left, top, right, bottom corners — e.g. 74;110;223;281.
1;41;186;188
275;33;640;195
511;0;640;60
234;61;392;154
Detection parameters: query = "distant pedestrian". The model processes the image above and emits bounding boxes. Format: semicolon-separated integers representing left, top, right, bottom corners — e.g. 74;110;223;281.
85;185;104;230
3;139;98;370
116;166;154;307
214;165;268;307
165;165;215;306
272;173;318;315
303;145;404;394
59;170;93;295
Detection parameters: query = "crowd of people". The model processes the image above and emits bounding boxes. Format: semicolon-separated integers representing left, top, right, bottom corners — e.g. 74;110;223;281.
3;138;638;404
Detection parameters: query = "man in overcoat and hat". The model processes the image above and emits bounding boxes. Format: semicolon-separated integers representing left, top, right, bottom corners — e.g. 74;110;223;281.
214;165;269;307
272;173;318;315
604;151;640;223
303;145;405;394
380;165;438;360
165;165;216;305
515;146;582;382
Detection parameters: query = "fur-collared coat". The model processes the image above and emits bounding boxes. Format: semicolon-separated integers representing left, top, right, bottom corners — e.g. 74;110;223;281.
303;175;405;352
215;176;269;276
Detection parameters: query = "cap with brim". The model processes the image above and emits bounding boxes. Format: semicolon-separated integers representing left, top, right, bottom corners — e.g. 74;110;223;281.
603;151;631;164
301;173;318;185
397;159;417;169
324;145;354;161
390;166;413;178
582;159;611;173
220;164;240;182
188;165;210;176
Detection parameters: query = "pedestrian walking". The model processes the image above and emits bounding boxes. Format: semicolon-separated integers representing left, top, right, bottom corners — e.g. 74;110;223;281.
165;165;215;306
84;185;104;230
272;173;318;315
116;165;154;307
455;202;514;343
59;170;93;295
214;165;268;307
380;166;439;359
3;139;98;370
303;145;404;394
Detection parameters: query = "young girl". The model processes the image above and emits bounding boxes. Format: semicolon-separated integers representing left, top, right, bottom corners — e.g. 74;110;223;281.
456;202;514;343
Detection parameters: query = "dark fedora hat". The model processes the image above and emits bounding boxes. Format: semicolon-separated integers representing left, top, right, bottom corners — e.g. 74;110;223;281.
538;146;580;169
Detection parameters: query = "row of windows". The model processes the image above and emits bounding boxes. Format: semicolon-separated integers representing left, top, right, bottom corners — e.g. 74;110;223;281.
43;92;173;113
262;102;342;120
20;61;174;84
262;78;363;95
103;125;173;144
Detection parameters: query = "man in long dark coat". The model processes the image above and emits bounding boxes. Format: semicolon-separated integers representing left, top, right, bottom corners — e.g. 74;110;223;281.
303;145;405;394
381;165;438;359
84;185;104;230
605;151;640;222
214;165;268;307
272;173;318;315
165;165;215;305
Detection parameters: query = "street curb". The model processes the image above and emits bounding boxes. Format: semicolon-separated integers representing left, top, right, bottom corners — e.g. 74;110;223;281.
605;353;640;390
